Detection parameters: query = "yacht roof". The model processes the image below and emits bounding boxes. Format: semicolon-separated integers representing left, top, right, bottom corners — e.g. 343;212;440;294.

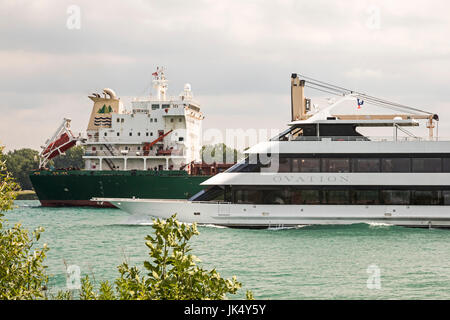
289;119;419;127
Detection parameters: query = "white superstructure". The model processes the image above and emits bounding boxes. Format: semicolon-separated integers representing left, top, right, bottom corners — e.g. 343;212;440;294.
96;74;450;228
82;67;204;171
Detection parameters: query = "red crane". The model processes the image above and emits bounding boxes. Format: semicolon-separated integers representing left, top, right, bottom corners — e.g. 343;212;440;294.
143;129;173;156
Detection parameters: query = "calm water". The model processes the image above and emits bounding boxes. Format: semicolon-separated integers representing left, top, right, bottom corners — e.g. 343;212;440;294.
3;200;450;299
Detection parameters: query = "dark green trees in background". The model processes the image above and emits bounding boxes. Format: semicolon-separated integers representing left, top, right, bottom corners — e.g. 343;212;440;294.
3;146;85;190
201;143;243;164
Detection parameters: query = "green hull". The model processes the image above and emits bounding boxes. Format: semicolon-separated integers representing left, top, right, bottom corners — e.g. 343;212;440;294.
29;170;209;208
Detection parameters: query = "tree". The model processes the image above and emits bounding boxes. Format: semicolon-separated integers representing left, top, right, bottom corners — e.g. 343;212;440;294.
60;215;250;300
51;145;85;169
202;143;243;164
0;145;49;300
3;148;39;190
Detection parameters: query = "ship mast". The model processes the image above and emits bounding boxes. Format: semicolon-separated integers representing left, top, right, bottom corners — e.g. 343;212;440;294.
152;66;168;100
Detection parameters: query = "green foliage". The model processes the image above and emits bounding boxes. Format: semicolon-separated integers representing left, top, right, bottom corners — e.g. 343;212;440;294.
1;145;49;300
3;148;38;190
63;215;247;300
0;146;20;212
0;223;49;300
50;145;85;169
202;143;242;164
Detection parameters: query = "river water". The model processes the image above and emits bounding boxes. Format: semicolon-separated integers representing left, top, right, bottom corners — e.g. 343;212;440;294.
3;200;450;299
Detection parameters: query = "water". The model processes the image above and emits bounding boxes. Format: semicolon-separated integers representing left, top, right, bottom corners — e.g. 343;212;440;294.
3;200;450;299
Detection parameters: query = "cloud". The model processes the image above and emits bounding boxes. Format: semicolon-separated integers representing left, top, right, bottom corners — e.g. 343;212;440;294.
1;0;450;150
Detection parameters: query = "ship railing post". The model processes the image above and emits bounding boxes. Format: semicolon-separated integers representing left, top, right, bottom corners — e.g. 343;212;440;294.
124;157;127;170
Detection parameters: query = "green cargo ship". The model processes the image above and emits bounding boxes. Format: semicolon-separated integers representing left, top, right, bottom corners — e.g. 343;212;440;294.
30;68;230;208
30;170;209;208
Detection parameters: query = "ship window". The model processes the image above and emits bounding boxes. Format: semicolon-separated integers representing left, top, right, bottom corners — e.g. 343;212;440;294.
352;159;380;172
381;158;410;172
150;132;153;136
146;132;149;136
278;158;291;172
117;132;120;136
179;118;182;122
412;190;441;205
381;190;410;205
322;158;350;173
152;104;159;110
324;190;349;204
442;191;450;205
412;158;442;172
263;189;291;205
129;132;132;136
353;190;380;205
292;158;320;172
138;132;141;136
137;147;141;150
170;118;174;123
179;137;184;142
155;119;158;122
443;158;450;172
116;118;120;123
290;189;320;204
104;132;107;136
234;189;262;204
121;118;124;123
150;118;153;122
162;104;170;109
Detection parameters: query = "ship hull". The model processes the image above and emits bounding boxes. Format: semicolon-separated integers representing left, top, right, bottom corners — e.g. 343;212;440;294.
29;170;209;208
99;198;450;228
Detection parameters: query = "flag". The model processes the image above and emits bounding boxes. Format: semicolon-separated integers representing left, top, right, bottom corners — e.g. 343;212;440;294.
152;71;158;76
357;98;364;109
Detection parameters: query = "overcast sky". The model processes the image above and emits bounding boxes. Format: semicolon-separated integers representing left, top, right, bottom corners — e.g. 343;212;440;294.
1;0;449;151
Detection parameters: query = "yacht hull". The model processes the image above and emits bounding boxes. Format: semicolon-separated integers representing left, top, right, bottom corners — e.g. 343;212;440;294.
95;198;450;228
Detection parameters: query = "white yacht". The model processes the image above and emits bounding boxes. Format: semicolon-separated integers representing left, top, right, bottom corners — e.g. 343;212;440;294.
95;74;450;228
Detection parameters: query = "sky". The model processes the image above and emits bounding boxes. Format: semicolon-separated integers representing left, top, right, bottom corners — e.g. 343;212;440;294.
1;0;449;152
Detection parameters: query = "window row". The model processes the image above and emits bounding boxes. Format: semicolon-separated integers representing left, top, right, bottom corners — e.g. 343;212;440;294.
226;187;450;205
263;157;450;173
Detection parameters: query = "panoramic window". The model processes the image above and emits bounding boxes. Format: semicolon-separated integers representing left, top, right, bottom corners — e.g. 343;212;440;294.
381;190;410;205
278;158;291;172
443;158;450;172
290;189;321;204
353;190;380;205
412;190;441;205
381;158;411;172
442;191;450;205
352;159;380;172
234;189;262;204
263;189;291;205
292;158;320;172
324;190;349;204
322;158;350;173
412;158;442;172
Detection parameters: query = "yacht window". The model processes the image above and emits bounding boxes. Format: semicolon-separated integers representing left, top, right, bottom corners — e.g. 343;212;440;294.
412;158;442;172
234;189;262;204
353;190;380;205
443;158;450;172
352;159;380;172
381;190;410;205
381;158;410;172
324;190;349;204
290;189;320;204
322;158;350;173
412;190;441;205
292;158;320;172
277;158;291;172
263;189;291;205
442;191;450;205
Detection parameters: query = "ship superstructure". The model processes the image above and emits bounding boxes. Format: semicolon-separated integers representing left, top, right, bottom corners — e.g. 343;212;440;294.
83;67;203;172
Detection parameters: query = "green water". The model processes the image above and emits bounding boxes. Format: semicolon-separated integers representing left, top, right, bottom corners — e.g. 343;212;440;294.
3;200;450;299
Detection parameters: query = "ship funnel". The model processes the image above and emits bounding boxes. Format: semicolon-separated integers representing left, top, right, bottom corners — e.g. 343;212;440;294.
291;74;309;121
103;88;117;99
